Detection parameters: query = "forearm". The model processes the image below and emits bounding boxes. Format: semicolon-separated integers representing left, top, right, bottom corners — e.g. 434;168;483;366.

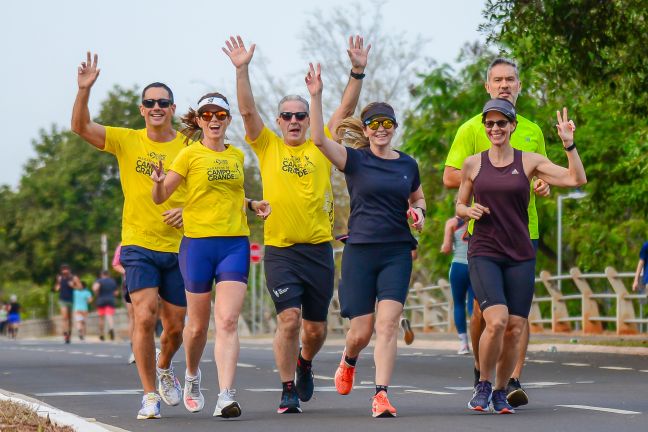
152;181;170;204
456;202;470;219
71;88;92;134
634;260;644;283
566;149;587;186
409;198;426;210
311;92;326;146
236;65;257;118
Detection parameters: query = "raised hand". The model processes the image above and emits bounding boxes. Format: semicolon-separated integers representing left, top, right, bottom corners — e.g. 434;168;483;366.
222;35;256;68
347;35;371;70
78;52;100;90
467;203;490;221
253;200;272;220
150;160;166;184
305;63;323;96
556;107;576;146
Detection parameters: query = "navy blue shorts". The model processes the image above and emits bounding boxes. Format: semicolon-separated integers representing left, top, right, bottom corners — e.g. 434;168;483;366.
120;245;186;307
264;243;334;322
339;242;413;319
179;236;250;293
468;255;536;318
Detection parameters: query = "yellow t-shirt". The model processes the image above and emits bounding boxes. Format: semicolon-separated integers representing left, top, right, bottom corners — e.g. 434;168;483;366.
445;113;546;239
103;127;188;252
170;143;250;238
246;126;334;247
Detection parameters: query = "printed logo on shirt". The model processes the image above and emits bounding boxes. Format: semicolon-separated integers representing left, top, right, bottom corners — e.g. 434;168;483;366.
512;169;520;175
281;155;316;177
207;159;242;181
135;152;167;177
273;287;289;297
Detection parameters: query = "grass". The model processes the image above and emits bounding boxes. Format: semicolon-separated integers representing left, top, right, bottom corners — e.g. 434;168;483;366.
0;400;75;432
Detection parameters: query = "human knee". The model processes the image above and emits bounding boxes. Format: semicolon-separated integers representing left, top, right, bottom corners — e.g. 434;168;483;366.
277;309;301;336
302;323;326;343
184;323;208;341
216;313;239;334
485;315;508;335
347;329;372;349
505;319;525;340
375;317;399;340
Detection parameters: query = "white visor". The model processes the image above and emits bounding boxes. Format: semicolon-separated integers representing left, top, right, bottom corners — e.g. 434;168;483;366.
197;96;230;112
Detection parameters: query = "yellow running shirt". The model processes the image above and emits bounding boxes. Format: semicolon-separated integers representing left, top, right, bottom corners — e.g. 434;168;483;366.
170;143;249;238
103;127;188;252
246;126;334;247
445;113;546;239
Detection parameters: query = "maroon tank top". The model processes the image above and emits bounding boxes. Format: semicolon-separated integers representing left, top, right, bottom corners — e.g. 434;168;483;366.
468;149;535;261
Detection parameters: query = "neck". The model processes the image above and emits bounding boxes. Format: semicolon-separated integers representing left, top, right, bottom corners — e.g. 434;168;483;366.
488;143;513;163
146;125;176;143
284;137;306;147
202;136;226;151
370;144;397;159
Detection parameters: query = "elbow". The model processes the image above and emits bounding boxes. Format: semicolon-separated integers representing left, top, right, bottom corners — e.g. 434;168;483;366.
71;119;83;136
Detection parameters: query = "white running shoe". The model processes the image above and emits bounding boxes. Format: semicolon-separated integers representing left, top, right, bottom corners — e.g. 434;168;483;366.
128;352;136;364
137;392;161;419
156;351;182;406
183;369;204;413
458;344;471;355
213;388;241;418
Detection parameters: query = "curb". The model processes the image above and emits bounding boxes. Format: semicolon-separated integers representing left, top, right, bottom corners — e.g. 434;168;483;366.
0;389;130;432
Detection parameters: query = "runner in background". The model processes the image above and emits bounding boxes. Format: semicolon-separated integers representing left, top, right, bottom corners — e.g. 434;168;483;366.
54;265;81;344
93;270;119;341
73;282;93;341
7;295;21;339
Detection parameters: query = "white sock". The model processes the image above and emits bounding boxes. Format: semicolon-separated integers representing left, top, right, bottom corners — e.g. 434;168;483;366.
459;333;468;345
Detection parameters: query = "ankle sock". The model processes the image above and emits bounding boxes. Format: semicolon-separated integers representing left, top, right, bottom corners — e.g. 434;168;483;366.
344;355;357;367
375;385;388;395
282;380;296;393
298;353;312;369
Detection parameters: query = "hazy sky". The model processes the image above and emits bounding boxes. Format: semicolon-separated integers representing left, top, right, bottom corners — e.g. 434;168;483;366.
1;0;486;188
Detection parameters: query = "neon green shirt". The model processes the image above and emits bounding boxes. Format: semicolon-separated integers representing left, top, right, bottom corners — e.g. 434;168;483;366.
446;113;546;239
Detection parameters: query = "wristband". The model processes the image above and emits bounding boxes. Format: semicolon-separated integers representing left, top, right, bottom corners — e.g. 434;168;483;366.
350;70;365;80
564;142;576;152
247;199;255;211
415;207;426;218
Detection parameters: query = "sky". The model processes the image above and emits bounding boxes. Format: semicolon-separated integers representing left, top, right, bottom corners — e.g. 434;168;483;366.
0;0;486;188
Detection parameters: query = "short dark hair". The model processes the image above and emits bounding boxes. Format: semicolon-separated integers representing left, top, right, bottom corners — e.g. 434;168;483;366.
142;82;174;102
486;58;519;81
100;270;110;277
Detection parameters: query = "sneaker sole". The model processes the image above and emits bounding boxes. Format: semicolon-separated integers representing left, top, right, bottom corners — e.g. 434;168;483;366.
467;401;489;412
493;407;515;414
372;410;397;418
506;389;528;408
184;397;204;413
401;319;414;345
277;406;302;414
159;394;181;406
214;402;241;418
136;413;161;420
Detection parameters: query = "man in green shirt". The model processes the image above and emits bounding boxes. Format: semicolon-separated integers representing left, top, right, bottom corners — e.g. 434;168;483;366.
444;57;548;408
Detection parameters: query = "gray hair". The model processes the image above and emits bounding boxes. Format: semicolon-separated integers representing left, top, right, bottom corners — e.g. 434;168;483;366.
486;57;519;81
277;95;309;115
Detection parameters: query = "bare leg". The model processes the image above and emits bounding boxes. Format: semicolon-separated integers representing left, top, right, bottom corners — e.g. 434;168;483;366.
495;316;526;389
374;300;403;386
345;314;374;359
477;305;509;384
213;281;247;390
130;288;160;393
300;319;327;361
511;320;529;379
183;291;211;377
157;299;185;369
274;308;301;382
470;299;485;369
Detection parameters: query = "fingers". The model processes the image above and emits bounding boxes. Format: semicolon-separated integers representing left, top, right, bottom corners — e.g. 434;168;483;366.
236;35;245;49
365;43;372;55
316;62;321;77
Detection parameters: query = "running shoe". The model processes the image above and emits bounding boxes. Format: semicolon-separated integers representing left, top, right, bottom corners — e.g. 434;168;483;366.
137;392;161;419
295;356;314;402
372;390;397;418
156;351;182;406
401;318;415;345
468;380;492;411
491;389;515;414
506;378;529;408
213;388;242;418
334;351;356;395
457;344;470;355
128;352;136;364
183;369;204;413
277;387;302;414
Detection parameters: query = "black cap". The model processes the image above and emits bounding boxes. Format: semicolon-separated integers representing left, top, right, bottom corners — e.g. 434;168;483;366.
482;98;516;121
361;102;397;126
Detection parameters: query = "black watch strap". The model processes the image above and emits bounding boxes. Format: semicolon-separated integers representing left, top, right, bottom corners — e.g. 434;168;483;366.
350;70;365;80
564;142;577;152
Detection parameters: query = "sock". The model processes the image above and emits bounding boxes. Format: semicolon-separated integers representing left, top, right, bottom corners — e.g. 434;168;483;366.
344;355;357;367
375;385;388;395
297;353;312;369
282;380;296;393
459;333;468;345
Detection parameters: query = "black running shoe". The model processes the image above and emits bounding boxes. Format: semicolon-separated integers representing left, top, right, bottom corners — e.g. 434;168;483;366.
506;378;529;408
277;388;302;414
468;380;492;412
295;360;314;402
492;389;515;414
473;367;480;388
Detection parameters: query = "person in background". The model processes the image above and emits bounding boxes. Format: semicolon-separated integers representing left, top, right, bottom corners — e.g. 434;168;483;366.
0;302;7;336
73;282;93;340
93;270;119;341
54;265;82;344
441;216;474;354
632;240;648;297
7;295;21;339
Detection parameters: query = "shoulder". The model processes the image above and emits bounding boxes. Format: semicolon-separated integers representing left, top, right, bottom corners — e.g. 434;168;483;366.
106;126;137;139
463;153;480;168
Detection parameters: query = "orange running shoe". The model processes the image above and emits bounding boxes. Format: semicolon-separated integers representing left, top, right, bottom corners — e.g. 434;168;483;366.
334;351;356;395
372;390;397;418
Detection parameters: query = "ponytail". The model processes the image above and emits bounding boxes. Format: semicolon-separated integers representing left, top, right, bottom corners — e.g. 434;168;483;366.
335;117;369;149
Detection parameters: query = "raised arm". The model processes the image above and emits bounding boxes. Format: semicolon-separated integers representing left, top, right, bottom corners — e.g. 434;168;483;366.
306;63;347;170
71;52;106;149
223;36;264;141
151;161;184;205
528;108;587;187
327;36;371;140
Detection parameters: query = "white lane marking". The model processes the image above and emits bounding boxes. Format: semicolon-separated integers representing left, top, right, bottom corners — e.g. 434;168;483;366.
639;370;648;373
360;381;373;385
35;390;142;396
405;389;455;395
562;362;590;367
245;385;414;392
599;366;634;371
70;351;83;354
112;355;122;359
445;381;568;391
445;386;474;391
557;405;641;415
314;375;334;380
94;354;110;358
237;363;255;368
201;359;213;363
575;381;594;384
401;352;424;357
526;360;555;364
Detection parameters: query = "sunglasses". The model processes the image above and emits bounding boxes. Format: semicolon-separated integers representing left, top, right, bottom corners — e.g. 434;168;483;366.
279;111;309;121
199;111;229;122
142;98;173;109
483;119;510;129
365;119;395;130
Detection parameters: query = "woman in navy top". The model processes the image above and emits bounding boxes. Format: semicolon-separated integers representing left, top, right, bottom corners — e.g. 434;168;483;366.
456;98;586;413
306;63;426;418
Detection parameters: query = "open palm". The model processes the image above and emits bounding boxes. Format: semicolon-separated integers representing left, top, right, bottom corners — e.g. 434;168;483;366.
347;35;371;69
78;52;100;89
222;35;256;68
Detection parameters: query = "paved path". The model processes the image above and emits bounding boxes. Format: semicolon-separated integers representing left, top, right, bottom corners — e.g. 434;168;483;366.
0;337;645;431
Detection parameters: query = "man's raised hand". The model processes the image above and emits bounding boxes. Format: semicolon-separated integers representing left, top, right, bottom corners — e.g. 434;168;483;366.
78;52;100;90
305;63;323;96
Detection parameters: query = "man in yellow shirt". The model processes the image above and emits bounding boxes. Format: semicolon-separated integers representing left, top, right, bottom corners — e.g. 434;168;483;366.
71;52;186;420
444;57;549;409
224;35;370;413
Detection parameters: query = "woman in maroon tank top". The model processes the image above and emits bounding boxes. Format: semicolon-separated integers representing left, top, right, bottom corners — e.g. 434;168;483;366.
456;98;586;414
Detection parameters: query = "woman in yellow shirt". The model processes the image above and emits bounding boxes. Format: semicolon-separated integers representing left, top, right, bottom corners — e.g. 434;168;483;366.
151;92;270;419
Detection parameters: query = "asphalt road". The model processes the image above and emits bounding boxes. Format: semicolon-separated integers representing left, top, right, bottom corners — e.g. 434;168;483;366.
0;337;645;432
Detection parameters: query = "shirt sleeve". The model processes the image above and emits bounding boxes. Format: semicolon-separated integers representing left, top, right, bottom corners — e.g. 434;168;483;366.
342;146;359;175
640;242;648;261
245;126;276;156
410;160;421;192
445;122;475;169
104;127;132;156
169;146;190;178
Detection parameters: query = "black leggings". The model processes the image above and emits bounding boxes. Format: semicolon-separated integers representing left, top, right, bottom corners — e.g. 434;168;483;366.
468;255;535;318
